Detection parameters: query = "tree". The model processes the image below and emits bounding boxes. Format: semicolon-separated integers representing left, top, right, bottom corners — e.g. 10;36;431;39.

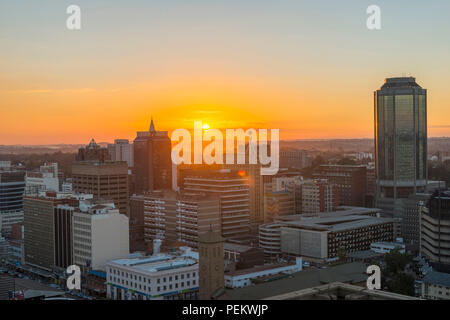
384;248;411;274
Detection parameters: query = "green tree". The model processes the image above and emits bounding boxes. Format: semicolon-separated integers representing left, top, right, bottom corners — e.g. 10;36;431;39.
384;248;411;274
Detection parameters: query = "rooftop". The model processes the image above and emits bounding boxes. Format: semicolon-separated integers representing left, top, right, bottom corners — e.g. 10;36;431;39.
108;249;199;274
422;270;450;287
223;262;368;300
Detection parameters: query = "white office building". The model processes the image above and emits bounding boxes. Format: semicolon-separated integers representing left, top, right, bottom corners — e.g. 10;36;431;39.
108;139;134;167
72;200;129;272
25;162;59;195
106;246;199;300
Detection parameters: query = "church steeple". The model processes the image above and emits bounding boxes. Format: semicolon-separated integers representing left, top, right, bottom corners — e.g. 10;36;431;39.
149;117;156;133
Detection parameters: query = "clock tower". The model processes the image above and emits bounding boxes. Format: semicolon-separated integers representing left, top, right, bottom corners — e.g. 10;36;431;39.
198;230;225;300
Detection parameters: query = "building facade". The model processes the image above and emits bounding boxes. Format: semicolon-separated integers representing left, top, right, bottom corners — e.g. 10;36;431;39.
182;169;251;239
198;231;225;300
108;139;134;168
143;190;221;249
0;171;25;237
72;161;129;216
72;200;129;272
133;119;172;193
420;190;450;272
106;248;199;300
375;77;427;216
314;165;367;207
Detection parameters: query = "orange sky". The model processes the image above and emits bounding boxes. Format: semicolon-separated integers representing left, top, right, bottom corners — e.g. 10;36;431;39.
1;2;450;144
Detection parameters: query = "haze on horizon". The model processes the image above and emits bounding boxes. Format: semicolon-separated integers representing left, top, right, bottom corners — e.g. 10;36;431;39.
1;1;450;144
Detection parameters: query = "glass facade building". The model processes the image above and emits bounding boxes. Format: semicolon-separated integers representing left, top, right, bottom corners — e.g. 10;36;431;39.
375;77;427;212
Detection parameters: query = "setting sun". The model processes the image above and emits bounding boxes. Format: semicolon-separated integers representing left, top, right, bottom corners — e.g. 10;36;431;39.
202;124;210;130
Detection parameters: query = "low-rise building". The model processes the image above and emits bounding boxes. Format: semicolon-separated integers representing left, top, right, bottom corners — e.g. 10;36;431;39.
421;270;450;300
106;247;199;300
224;258;302;289
224;243;264;270
370;241;405;254
272;207;393;262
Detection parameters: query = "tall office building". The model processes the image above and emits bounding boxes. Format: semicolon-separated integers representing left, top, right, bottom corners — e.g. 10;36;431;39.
133;119;172;193
143;190;221;249
129;194;146;253
224;163;264;225
300;179;338;214
72;200;129;272
23;192;93;271
314;165;367;207
420;190;450;273
76;139;111;162
0;171;25;237
374;77;427;216
72;161;129;216
108;139;134;168
181;169;251;239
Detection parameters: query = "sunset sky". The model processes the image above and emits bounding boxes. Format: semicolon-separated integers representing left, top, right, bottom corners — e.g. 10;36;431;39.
1;0;450;144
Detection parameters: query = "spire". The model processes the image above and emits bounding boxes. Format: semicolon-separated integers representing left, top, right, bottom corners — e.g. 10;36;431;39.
149;117;156;133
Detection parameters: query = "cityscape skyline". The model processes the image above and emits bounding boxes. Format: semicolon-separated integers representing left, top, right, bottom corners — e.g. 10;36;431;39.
2;1;450;144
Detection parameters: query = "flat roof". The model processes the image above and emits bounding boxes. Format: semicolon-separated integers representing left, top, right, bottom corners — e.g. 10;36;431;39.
422;270;450;287
280;214;393;233
108;252;198;274
224;262;367;300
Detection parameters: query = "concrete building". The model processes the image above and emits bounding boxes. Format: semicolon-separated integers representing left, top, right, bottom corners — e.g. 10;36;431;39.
143;190;221;249
266;282;418;300
72;200;129;272
224;258;302;289
397;192;430;251
224;163;264;225
61;179;73;193
133;119;172;193
25;162;59;195
76;139;110;162
0;170;25;237
72;161;129;216
420;190;450;272
224;243;264;270
258;223;282;259
301;179;338;214
129;194;146;252
23;192;93;271
106;247;199;300
182;169;251;238
370;241;405;254
199;231;225;300
421;270;450;300
221;262;370;300
279;149;311;169
263;175;302;222
108;139;134;168
275;207;393;262
374;77;428;216
314;165;367;207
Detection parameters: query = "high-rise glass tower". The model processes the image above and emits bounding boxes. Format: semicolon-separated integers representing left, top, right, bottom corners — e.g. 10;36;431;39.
374;77;427;215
